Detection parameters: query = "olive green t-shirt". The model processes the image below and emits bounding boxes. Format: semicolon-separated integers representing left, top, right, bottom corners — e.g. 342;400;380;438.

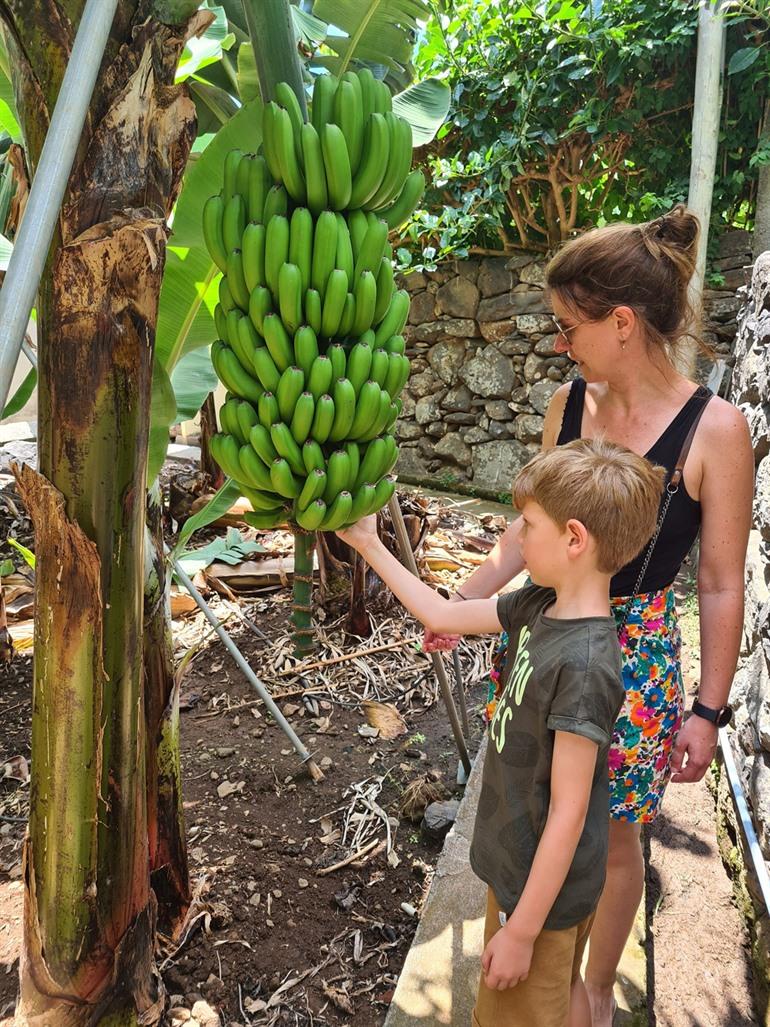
469;583;624;930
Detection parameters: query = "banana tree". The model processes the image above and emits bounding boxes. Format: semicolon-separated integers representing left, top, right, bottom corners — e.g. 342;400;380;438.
3;1;204;1020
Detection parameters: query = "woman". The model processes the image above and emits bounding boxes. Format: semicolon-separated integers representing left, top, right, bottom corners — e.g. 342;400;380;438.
426;206;754;1026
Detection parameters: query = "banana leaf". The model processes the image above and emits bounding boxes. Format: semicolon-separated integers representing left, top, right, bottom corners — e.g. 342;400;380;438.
175;5;235;83
172;478;242;554
311;0;429;87
170;345;219;422
393;77;450;146
2;366;36;419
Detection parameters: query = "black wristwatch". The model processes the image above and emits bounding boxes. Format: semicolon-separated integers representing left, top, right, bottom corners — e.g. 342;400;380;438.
691;699;733;727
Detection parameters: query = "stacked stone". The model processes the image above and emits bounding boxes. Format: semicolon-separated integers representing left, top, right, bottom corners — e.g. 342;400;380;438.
397;254;574;495
721;250;770;1007
702;228;754;369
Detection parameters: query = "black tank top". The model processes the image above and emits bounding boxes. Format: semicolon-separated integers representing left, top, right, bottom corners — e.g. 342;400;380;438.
556;378;710;597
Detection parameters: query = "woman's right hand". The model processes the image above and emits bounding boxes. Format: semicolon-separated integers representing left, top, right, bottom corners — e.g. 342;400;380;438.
423;594;464;652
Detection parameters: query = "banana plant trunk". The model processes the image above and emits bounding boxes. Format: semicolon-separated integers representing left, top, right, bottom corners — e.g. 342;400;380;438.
4;2;200;1021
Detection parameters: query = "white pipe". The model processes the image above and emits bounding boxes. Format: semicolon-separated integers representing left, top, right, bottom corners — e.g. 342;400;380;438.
719;727;770;917
0;0;119;415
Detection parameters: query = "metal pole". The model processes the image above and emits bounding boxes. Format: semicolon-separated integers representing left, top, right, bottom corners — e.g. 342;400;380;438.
719;727;770;916
171;556;325;782
0;0;120;415
387;495;472;776
452;648;470;737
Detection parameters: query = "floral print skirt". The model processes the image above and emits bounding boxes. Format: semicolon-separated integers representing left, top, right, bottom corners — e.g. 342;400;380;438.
485;584;684;824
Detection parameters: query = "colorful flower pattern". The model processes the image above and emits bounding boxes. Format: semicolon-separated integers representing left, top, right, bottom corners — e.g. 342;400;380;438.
485;584;683;824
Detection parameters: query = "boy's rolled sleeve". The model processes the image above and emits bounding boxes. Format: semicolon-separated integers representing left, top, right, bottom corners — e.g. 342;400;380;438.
546;658;621;748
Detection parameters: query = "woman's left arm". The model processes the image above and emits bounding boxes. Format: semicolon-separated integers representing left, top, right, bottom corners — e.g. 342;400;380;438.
670;400;754;784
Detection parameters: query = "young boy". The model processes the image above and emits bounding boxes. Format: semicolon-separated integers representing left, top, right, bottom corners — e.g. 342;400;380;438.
337;438;665;1027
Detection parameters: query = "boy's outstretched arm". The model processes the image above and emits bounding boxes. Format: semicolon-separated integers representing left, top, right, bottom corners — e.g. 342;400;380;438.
337;516;503;638
481;731;598;990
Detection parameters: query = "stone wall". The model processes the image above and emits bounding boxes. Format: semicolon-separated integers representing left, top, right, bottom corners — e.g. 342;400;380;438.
722;250;770;1011
395;230;751;497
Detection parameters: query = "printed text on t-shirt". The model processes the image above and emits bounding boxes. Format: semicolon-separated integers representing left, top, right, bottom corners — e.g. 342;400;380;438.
490;625;534;754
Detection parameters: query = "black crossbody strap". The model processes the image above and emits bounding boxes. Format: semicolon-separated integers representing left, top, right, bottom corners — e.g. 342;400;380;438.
618;387;712;633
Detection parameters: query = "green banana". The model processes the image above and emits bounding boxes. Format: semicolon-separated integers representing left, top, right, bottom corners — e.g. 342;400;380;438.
352;271;377;336
324;449;351;503
242;222;266;293
244;509;286;530
222;194;246;255
372;78;392;115
347;208;368;260
248;285;273;335
300;122;328;216
384;400;399;432
310;393;335;443
289;207;313;294
249;422;278;466
275;81;305;147
320;490;353;531
297;467;327;511
359;388;392;442
354;436;390;490
203;194;228;272
350;112;389;210
384;333;405;355
372;475;396;511
223;148;244;201
261;101;283;182
321;268;348;339
335;213;354;281
382;433;399;475
219;399;243;441
354;218;388;279
346;341;373;394
384;352;411;398
307;355;333;400
370;114;412;210
247;155;271;223
347;379;381;439
344;440;360;490
219;275;235;314
241;484;284;513
236;154;253;203
348;483;376;522
321;123;352;210
263;184;289;224
210;433;241;481
338;293;355;338
212;342;263;404
270;421;305;476
290;391;315;445
305;288;322;335
265;215;290;300
380;169;426;231
214;303;228;342
373;289;410;346
237;318;263;372
327;343;347;382
295;498;327;531
226;249;250;311
373;256;395;323
294;326;319;379
239;444;274;491
274;103;306;204
258;390;280;429
370;347;390;387
262;313;294;372
357;67;377;123
270;457;302;499
252;346;281;392
329;377;356;441
311;73;337;135
224;310;246;368
311;211;338;299
333;79;363;175
276;365;306;422
278;262;304;334
302;439;325;474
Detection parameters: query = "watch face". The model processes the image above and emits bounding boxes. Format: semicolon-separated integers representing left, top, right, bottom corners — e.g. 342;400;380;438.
717;706;733;728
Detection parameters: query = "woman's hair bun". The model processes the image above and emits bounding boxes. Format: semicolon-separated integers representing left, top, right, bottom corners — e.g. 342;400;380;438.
640;204;699;261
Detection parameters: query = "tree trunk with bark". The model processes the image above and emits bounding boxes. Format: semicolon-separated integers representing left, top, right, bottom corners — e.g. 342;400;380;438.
4;2;202;1021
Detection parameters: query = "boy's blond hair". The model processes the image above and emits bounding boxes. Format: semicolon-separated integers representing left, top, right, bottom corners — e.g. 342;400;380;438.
513;438;666;574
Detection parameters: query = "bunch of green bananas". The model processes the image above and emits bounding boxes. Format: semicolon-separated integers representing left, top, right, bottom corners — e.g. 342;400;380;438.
202;70;424;532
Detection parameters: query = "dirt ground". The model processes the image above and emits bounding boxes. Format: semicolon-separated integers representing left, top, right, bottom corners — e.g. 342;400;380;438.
0;486;762;1026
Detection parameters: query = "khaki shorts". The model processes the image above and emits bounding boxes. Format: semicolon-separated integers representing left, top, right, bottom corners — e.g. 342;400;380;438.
472;889;594;1027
